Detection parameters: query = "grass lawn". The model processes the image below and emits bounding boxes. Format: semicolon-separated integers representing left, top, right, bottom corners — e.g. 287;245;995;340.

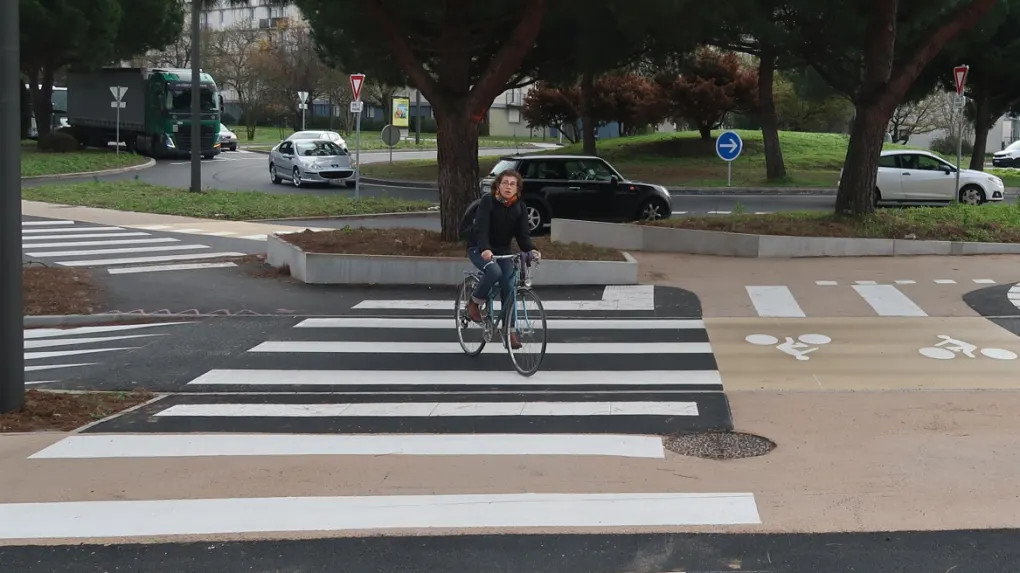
231;125;551;152
358;130;1020;188
21;142;149;177
21;181;436;220
282;227;626;261
645;202;1020;243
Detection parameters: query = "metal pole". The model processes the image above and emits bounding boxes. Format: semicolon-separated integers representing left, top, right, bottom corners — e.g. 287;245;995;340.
1;0;24;413
115;97;120;156
415;89;421;144
189;0;201;193
727;161;732;187
954;99;963;204
302;106;305;130
354;110;361;199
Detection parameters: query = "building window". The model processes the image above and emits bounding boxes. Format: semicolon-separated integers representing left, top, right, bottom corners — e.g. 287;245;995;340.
508;108;520;124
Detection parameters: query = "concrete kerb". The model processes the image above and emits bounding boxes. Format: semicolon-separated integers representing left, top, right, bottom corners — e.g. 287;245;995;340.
20;157;156;181
243;209;440;223
266;233;638;285
550;218;1020;258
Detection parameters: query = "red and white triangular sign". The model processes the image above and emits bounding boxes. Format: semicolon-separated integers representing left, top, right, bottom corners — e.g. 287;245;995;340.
954;65;969;95
349;73;365;101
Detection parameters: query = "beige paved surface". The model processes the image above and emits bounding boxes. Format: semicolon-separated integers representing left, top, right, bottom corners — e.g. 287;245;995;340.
636;251;1020;318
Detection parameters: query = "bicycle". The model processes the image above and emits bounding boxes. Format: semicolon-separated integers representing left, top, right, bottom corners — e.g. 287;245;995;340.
454;251;548;376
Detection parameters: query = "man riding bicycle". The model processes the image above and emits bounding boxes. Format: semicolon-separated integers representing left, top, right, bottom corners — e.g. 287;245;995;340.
463;169;541;349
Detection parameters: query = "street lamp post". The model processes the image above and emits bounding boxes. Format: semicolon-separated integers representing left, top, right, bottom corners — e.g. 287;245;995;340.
1;0;24;412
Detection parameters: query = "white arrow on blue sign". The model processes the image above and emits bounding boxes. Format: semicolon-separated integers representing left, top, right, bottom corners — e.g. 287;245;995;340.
715;130;743;161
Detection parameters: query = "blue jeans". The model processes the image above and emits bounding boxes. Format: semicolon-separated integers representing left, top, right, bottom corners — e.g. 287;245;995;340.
468;247;515;322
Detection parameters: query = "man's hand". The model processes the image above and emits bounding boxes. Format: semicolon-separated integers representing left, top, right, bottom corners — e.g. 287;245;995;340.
529;250;541;262
481;249;493;261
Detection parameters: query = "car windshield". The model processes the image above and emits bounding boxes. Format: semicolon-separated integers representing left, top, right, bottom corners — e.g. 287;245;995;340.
1004;140;1020;152
295;141;345;156
292;131;325;139
166;84;219;113
488;159;519;177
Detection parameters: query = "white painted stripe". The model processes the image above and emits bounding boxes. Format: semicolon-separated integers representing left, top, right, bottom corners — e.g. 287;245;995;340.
745;286;805;317
186;369;724;387
22;220;74;226
154;401;700;418
754;211;772;215
26;380;58;385
21;232;150;240
201;231;238;236
166;228;204;233
239;234;268;240
107;262;238;274
132;225;173;230
974;279;996;284
934;279;956;284
707;210;731;214
852;284;927;316
894;280;916;285
354;285;656;311
815;281;838;286
22;226;125;234
854;280;877;285
672;211;688;215
24;322;190;339
24;363;95;372
56;252;246;267
26;347;136;360
26;244;209;257
294;318;705;329
24;238;180;249
0;492;760;539
29;433;666;460
24;333;165;349
249;341;713;354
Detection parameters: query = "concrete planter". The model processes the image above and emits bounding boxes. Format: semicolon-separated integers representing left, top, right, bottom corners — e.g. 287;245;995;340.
266;234;638;285
551;218;1020;258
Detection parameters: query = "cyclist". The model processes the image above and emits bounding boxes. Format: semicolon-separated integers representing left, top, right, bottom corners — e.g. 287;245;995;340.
464;169;541;348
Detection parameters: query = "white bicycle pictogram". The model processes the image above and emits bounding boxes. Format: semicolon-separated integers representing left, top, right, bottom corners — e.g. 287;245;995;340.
746;333;831;361
918;335;1018;360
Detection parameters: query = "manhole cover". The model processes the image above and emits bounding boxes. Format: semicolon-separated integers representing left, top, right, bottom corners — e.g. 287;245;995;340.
663;430;776;460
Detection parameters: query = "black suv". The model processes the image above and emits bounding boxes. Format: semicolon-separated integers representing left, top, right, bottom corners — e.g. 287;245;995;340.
478;154;673;233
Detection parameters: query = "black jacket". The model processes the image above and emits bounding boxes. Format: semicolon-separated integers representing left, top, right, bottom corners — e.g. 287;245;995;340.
469;193;536;255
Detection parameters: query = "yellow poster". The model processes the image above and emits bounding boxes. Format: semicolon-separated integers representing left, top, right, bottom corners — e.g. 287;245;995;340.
391;96;410;127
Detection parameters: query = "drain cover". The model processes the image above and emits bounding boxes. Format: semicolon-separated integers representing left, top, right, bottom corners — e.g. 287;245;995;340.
663;430;776;460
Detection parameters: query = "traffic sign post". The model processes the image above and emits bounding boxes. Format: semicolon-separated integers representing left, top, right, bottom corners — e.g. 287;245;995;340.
109;86;128;155
715;130;743;187
350;74;365;199
297;91;308;130
381;124;401;165
953;65;969;204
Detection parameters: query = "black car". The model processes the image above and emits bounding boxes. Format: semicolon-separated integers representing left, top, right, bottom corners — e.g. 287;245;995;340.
478;154;673;233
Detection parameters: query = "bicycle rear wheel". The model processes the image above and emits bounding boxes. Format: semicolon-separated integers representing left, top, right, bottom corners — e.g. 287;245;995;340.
455;276;486;356
505;287;548;376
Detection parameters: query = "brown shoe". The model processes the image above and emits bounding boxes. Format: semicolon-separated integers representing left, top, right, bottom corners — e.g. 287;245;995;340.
467;300;482;322
508;332;522;349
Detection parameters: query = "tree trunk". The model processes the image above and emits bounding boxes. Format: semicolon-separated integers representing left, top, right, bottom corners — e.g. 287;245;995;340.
29;67;56;139
698;123;712;139
435;107;480;242
581;69;596;154
20;82;32;139
757;43;786;181
835;102;895;215
969;87;991;171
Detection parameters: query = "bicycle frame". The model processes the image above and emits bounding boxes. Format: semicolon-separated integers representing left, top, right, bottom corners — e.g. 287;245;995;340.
475;252;534;336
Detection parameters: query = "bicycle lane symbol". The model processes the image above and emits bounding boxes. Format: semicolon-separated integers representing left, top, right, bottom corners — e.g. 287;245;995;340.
745;333;832;361
918;335;1018;360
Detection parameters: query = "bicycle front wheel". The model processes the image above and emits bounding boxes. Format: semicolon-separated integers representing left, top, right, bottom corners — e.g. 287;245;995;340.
455;276;486;356
505;287;548;376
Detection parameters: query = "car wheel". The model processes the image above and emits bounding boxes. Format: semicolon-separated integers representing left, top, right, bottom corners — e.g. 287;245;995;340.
229;144;237;151
959;185;985;205
873;188;882;208
637;197;669;221
525;202;547;233
292;167;302;187
269;163;281;184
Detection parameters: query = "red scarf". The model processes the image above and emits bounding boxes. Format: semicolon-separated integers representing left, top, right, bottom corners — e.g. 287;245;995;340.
494;189;519;207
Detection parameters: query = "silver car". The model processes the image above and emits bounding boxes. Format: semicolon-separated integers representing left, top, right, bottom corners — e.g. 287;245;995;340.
268;139;356;188
286;130;347;150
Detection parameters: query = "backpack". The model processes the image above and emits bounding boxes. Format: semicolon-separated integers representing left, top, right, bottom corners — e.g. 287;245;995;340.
458;197;483;242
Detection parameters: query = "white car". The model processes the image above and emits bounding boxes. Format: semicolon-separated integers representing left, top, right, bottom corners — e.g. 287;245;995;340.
874;149;1005;205
217;124;237;151
286;130;347;151
991;140;1020;168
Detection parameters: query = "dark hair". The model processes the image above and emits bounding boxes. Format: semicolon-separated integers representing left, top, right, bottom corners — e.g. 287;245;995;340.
490;169;523;195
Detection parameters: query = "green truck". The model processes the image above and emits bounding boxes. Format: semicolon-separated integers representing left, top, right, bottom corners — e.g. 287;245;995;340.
66;67;223;159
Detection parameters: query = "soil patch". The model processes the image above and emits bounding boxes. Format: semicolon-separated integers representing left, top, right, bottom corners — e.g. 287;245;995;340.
23;266;102;316
0;389;156;433
664;430;776;460
280;227;627;261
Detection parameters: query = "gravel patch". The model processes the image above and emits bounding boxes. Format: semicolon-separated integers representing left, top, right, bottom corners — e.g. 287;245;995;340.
663;430;776;460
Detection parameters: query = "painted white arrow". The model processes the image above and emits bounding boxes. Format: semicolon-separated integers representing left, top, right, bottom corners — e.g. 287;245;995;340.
720;140;738;152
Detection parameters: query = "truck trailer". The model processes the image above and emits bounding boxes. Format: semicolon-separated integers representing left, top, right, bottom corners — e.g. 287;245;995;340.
66;67;222;159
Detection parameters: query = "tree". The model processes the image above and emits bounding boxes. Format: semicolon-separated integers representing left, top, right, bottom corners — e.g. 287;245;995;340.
659;48;758;139
785;0;999;215
294;0;549;241
203;19;275;140
888;92;942;143
521;82;581;142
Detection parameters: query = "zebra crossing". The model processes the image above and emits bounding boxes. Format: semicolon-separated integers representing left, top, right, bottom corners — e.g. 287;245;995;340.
22;218;248;274
744;278;1014;317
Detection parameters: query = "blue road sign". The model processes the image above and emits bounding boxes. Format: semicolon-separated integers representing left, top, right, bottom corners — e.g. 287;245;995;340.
715;130;743;162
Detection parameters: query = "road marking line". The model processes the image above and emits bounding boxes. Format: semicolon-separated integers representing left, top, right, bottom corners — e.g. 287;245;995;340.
185;369;724;387
55;252;246;267
200;231;238;236
894;280;916;285
815;281;838;286
854;280;878;285
25;322;191;339
248;341;713;354
0;492;760;539
28;434;667;460
294;318;706;329
239;234;268;240
153;401;700;418
22;232;151;241
25;333;165;349
745;286;805;317
107;262;238;274
22;226;125;234
26;244;209;258
973;279;996;284
22;220;74;226
24;363;95;372
354;285;656;311
934;279;956;284
131;225;173;230
24;238;180;249
25;347;138;360
852;284;928;316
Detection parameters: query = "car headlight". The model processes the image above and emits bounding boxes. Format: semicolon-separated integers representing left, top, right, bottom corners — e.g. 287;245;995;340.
987;175;1003;186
